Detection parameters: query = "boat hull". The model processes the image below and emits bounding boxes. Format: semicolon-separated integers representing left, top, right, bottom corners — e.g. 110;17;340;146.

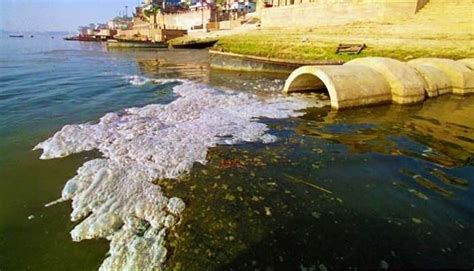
171;40;218;49
107;40;168;49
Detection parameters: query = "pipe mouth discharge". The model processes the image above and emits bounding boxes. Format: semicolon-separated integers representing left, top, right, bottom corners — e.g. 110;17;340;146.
283;57;474;110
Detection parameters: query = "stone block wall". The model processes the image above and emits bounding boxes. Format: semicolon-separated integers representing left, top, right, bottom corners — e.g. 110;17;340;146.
162;9;212;30
116;28;164;42
260;0;423;28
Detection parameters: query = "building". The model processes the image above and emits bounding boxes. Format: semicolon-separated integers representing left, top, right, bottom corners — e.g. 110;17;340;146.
107;17;133;30
229;0;256;12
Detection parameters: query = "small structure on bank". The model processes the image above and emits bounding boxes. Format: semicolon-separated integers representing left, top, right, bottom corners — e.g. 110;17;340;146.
283;57;474;109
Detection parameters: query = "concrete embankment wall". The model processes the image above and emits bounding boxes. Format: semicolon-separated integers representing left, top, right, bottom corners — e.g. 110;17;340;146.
209;50;344;74
260;0;421;28
162;9;212;30
283;57;474;110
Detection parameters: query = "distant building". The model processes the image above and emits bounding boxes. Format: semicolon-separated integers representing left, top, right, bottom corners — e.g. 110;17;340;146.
189;1;213;10
166;0;182;6
107;17;133;30
229;0;256;12
220;0;256;12
188;0;215;7
95;23;108;30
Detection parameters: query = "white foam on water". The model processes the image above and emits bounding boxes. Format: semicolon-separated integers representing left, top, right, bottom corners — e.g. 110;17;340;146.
123;75;179;86
124;75;151;86
34;80;327;270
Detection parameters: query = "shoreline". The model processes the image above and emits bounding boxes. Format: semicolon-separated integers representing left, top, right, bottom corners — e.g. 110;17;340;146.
209;50;344;74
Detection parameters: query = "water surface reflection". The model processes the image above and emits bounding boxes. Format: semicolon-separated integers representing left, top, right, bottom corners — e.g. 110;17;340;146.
163;93;473;270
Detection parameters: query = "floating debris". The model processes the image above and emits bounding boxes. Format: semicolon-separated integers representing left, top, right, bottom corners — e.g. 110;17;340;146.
284;174;332;194
412;217;422;224
224;194;236;201
264;207;272;216
408;189;429;200
311;212;321;219
380;260;389;270
218;159;244;169
28;215;35;220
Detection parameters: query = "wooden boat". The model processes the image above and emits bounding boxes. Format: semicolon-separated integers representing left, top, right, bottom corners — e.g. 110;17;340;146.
64;36;79;41
107;39;168;49
64;35;98;42
9;35;24;38
171;40;218;49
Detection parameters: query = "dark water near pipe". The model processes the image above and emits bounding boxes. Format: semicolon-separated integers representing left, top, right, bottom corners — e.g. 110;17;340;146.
0;36;473;270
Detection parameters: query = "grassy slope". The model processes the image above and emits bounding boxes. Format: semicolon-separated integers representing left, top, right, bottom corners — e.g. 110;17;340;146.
211;1;473;61
213;24;473;61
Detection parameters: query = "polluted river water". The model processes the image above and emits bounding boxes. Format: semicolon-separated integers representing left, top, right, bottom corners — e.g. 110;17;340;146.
0;36;473;270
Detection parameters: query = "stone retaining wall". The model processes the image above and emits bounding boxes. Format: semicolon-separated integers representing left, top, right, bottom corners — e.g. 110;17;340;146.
162;9;212;30
260;0;422;28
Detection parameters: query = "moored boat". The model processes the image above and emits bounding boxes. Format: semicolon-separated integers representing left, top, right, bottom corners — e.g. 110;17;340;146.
64;35;98;42
171;39;218;49
9;35;24;38
106;39;168;49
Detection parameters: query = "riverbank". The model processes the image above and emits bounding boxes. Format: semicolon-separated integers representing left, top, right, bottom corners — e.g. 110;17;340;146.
174;0;473;63
201;23;472;73
213;26;472;62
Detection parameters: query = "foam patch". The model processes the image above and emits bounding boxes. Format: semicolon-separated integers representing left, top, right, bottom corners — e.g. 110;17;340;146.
34;80;328;270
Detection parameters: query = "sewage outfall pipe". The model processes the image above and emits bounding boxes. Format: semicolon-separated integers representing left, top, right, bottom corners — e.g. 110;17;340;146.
283;57;474;109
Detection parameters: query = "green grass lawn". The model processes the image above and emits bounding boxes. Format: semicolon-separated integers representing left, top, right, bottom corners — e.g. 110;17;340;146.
212;27;473;62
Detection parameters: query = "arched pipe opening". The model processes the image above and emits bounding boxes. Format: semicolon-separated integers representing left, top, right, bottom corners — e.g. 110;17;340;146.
283;65;393;110
283;71;334;107
283;73;329;93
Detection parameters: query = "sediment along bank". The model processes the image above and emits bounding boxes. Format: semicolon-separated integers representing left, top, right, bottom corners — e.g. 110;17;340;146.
283;57;474;109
